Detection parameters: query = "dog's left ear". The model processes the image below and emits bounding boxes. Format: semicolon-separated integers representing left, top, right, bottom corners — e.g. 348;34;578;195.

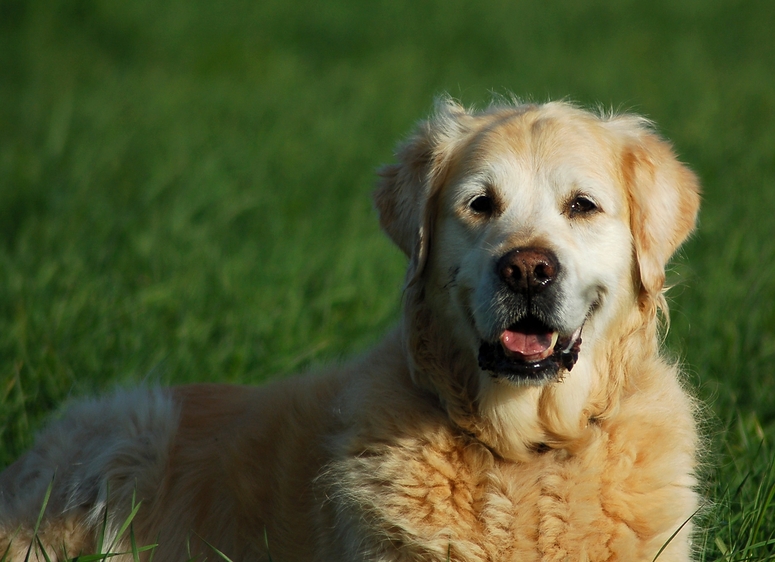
618;123;701;299
374;98;472;282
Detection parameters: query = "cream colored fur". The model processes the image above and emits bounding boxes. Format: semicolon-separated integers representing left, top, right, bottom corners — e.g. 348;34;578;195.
0;98;701;561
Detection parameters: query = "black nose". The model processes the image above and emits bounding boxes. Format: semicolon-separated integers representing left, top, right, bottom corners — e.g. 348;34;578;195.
497;247;559;294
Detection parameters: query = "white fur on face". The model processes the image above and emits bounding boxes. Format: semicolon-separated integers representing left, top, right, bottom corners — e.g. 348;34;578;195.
428;111;637;369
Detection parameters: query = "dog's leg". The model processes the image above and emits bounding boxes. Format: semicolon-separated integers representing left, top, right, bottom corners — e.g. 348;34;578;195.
0;450;99;561
0;388;179;561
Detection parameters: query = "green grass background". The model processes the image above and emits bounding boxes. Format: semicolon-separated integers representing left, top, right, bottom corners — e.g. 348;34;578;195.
1;0;774;558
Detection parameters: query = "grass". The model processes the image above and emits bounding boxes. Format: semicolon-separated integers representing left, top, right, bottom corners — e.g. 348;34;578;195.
1;0;774;559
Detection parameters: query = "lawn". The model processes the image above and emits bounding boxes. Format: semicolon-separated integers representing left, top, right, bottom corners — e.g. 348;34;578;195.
1;0;775;559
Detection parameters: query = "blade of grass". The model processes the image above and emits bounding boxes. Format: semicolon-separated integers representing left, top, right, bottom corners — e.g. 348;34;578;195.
33;537;52;562
652;506;702;561
24;474;54;562
201;537;235;562
263;527;274;562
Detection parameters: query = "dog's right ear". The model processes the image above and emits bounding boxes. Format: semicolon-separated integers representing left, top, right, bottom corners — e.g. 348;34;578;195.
374;98;471;282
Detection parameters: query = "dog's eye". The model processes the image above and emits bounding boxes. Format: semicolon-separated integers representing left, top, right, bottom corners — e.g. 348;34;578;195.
569;195;599;217
469;195;494;215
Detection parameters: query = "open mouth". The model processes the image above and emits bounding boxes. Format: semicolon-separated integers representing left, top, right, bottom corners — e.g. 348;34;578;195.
477;315;583;384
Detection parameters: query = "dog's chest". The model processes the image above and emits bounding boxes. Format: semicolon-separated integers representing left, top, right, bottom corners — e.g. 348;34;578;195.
332;430;656;562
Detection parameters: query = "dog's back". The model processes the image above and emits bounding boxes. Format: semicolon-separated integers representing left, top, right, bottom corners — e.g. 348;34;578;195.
0;377;347;561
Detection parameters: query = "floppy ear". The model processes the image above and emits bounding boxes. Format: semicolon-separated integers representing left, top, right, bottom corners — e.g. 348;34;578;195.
620;126;701;299
374;98;471;282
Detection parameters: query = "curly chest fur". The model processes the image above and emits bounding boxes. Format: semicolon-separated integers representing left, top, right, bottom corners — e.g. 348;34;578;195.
325;416;695;562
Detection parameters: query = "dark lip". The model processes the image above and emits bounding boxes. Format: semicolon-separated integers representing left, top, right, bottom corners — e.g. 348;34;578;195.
477;316;583;384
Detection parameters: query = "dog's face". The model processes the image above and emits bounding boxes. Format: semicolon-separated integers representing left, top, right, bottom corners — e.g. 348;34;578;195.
429;112;636;385
376;100;700;392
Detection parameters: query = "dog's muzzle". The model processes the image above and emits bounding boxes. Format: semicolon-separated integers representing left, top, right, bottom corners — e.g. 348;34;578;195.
477;247;583;384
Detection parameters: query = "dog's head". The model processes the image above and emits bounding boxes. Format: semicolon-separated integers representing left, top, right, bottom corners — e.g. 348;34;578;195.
375;98;699;449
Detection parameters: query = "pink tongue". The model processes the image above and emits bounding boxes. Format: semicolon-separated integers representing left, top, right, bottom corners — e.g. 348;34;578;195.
501;330;553;356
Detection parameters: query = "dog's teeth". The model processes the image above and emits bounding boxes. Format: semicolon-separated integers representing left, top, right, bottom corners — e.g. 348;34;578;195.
550;332;559;349
563;326;583;352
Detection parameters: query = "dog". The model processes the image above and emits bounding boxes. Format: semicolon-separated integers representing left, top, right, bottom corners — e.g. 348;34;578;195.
0;98;701;561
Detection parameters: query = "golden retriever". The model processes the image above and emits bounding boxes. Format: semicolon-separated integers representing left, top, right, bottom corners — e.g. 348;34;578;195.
0;98;701;561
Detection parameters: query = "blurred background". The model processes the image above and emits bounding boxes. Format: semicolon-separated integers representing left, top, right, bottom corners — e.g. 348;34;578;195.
1;0;774;557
